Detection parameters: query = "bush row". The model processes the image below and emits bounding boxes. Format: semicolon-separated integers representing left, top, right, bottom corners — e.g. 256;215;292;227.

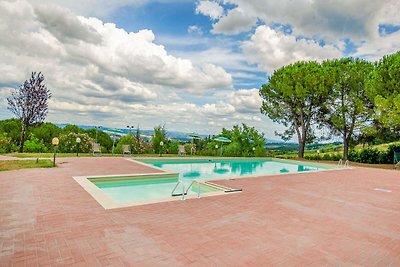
278;143;400;165
348;143;400;164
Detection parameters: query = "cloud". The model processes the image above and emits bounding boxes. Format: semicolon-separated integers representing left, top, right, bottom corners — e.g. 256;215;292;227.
212;8;257;35
242;26;343;73
1;0;282;137
188;25;203;35
355;31;400;61
226;89;262;114
34;4;101;44
195;0;224;20
201;0;398;42
0;0;232;99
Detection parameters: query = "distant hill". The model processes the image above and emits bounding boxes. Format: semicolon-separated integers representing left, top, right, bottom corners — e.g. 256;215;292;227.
56;123;292;144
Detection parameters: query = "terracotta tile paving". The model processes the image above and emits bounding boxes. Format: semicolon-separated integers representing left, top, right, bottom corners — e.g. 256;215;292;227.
1;157;400;266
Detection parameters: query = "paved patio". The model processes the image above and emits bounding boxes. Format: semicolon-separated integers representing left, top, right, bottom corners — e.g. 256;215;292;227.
0;157;400;266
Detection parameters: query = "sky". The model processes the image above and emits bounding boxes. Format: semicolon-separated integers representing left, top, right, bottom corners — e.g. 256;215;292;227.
0;0;399;139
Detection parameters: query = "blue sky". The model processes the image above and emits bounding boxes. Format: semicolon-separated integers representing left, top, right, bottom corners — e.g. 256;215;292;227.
0;0;399;139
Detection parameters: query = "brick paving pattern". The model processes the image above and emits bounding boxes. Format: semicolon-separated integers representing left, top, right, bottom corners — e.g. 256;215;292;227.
1;157;400;266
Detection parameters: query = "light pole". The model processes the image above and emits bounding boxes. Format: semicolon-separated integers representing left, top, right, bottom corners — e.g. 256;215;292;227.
215;144;218;156
95;126;101;143
76;137;81;157
52;137;59;167
127;125;134;135
317;149;320;161
159;141;164;157
252;147;256;157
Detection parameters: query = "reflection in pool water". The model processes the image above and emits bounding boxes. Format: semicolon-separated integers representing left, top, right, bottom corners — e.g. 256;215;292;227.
145;159;327;182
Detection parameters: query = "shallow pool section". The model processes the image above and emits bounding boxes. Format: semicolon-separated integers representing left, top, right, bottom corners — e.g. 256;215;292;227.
140;158;332;181
88;174;223;204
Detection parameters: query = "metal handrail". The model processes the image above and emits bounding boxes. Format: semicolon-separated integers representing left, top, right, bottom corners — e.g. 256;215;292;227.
186;180;201;198
171;180;186;200
171;179;202;200
338;159;343;167
338;159;350;168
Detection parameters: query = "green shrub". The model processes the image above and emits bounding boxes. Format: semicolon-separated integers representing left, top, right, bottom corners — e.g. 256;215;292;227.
304;153;341;161
387;143;400;164
115;134;137;154
24;134;48;153
349;144;400;164
0;133;13;153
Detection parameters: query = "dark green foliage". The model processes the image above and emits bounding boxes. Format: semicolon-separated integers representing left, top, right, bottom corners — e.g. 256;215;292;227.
115;134;136;154
85;128;113;152
321;58;374;160
24;134;48;153
348;143;400;164
0;119;21;145
358;120;400;145
208;124;266;157
366;51;400;130
260;61;329;158
152;125;166;154
303;153;342;161
0;133;14;153
165;139;180;154
62;124;83;134
31;122;61;150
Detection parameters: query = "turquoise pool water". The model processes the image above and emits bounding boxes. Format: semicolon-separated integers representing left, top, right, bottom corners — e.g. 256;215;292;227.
141;159;330;181
90;176;221;203
90;159;331;204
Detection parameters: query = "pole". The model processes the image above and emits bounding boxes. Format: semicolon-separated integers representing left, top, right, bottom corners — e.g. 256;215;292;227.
53;145;56;167
76;143;79;157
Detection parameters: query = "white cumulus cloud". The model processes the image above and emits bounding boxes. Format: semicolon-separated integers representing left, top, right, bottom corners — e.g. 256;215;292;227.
195;0;224;20
242;26;343;73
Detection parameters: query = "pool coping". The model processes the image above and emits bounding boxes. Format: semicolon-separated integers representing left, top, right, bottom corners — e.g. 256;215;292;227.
74;157;350;209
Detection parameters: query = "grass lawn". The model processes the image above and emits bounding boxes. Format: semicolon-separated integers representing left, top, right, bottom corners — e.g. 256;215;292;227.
6;153;208;158
0;159;54;172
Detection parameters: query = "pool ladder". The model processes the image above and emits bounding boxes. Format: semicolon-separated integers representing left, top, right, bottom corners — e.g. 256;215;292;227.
338;159;350;167
171;180;202;200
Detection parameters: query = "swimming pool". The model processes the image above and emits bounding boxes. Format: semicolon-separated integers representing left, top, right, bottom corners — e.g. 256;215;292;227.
75;158;334;208
140;158;331;181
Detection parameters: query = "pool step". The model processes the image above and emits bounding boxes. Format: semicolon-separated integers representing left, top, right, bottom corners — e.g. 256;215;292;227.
204;181;242;193
172;192;187;197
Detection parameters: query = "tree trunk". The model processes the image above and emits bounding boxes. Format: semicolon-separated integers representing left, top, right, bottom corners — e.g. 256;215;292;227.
298;138;305;158
343;135;349;160
19;122;26;153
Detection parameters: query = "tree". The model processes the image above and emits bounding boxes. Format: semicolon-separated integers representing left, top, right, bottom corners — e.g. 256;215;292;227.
218;124;266;157
134;125;142;153
7;72;51;152
322;58;374;160
85;128;113;152
31;122;61;150
260;61;329;158
366;51;400;132
0;119;21;145
115;134;137;154
152;125;166;154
